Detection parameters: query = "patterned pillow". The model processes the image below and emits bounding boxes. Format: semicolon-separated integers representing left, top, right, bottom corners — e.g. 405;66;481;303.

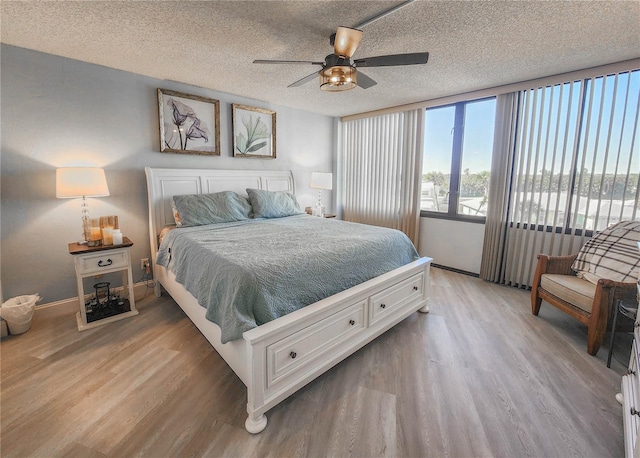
246;188;304;218
572;220;640;284
170;191;252;227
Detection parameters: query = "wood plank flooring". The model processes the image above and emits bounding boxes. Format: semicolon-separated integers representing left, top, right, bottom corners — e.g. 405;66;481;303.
1;268;628;457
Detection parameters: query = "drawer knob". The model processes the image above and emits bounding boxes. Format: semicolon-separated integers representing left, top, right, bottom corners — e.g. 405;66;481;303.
631;407;640;416
98;258;113;267
289;351;297;359
413;286;418;291
380;304;386;309
349;319;355;326
629;368;637;376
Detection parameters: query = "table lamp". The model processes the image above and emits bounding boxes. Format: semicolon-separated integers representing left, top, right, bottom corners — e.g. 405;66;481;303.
310;172;332;217
56;167;110;245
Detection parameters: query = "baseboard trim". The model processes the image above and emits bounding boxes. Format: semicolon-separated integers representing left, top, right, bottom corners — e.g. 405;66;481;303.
431;263;480;278
34;282;155;321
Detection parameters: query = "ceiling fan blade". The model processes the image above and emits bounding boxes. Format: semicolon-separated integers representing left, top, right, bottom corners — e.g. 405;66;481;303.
354;52;429;67
254;59;324;65
288;71;319;88
333;26;363;58
356;70;377;89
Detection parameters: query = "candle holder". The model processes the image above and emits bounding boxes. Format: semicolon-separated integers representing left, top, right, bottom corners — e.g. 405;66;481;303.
85;218;103;247
85;281;130;323
94;281;111;306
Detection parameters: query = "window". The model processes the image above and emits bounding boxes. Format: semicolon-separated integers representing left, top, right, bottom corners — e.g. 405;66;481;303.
421;97;497;220
510;70;639;234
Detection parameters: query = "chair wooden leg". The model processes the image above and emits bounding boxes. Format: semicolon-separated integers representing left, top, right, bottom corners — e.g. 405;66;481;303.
587;320;606;356
587;279;614;357
530;254;547;317
607;301;621;367
531;288;543;316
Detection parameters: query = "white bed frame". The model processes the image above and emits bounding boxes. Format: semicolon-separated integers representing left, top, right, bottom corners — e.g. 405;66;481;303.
145;167;432;433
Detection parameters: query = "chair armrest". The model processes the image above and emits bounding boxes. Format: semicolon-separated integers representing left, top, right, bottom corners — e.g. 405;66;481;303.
606;280;638;304
596;279;639;304
590;279;639;337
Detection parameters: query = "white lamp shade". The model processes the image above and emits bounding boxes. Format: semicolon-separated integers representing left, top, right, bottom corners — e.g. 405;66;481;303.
310;172;333;190
56;167;110;198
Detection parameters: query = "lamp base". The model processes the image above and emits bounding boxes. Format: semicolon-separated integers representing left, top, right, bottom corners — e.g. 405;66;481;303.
316;189;324;217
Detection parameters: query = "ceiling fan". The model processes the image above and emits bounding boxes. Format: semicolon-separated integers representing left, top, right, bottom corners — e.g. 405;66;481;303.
253;0;428;92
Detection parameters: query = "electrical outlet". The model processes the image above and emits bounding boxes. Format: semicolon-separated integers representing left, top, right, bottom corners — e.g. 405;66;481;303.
141;258;150;270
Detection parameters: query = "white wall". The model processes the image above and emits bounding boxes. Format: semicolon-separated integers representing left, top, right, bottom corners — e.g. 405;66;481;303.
1;45;335;304
418;217;485;274
417;216;594;283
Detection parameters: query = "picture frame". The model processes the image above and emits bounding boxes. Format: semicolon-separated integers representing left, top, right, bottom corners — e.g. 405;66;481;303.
232;104;276;158
158;88;220;155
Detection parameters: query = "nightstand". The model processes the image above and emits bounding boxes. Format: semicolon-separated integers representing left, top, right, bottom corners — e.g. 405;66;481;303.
68;237;139;331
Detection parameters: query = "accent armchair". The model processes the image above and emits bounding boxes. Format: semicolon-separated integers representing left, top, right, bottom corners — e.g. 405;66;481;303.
531;253;638;356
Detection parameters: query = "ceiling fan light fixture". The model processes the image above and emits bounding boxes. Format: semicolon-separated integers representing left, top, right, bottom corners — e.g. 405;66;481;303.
333;27;363;58
319;65;357;92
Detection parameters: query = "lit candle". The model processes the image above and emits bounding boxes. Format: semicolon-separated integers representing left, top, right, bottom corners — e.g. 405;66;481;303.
103;228;113;246
90;226;102;241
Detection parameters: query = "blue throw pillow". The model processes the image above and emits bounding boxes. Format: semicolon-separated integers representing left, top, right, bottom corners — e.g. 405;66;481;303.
246;188;304;218
171;191;252;227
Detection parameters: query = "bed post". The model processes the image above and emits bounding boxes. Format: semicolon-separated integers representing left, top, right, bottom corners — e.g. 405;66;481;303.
418;263;431;313
244;339;268;433
144;167;161;298
245;413;268;434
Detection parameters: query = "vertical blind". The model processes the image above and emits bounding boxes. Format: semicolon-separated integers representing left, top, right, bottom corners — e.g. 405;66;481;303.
340;109;424;246
500;70;639;287
480;93;519;283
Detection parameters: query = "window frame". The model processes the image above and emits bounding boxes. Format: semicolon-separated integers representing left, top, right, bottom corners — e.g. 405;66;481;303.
420;96;496;223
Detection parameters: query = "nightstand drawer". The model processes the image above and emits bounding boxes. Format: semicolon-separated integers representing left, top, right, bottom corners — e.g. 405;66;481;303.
76;249;129;275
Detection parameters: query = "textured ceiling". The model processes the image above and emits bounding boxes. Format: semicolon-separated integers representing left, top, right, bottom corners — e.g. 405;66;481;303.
2;1;639;117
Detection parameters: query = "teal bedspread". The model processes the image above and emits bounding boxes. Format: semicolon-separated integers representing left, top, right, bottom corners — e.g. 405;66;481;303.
156;215;419;343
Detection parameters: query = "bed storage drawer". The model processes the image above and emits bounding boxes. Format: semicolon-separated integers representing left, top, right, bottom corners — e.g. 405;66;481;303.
266;299;366;388
369;273;424;325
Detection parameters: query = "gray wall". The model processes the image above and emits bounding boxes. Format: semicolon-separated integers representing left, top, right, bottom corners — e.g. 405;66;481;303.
1;45;335;304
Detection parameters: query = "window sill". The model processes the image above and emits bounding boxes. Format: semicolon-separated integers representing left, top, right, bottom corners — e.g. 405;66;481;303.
419;211;486;224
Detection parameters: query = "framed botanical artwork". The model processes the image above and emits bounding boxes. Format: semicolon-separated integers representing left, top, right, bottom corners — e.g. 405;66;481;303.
158;89;220;155
232;104;276;158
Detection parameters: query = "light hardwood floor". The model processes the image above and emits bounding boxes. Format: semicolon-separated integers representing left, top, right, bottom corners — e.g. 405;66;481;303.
1;268;629;457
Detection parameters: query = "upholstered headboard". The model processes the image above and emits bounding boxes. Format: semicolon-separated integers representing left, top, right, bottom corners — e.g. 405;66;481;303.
144;167;295;257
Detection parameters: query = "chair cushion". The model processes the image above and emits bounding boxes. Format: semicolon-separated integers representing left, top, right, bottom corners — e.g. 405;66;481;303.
540;274;597;313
